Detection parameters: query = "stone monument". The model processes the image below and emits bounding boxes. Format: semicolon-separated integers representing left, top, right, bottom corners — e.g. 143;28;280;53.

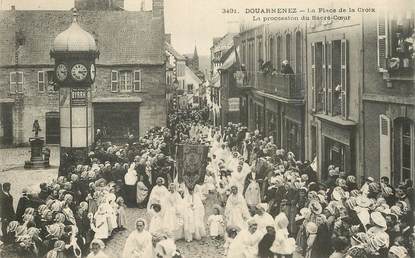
24;120;50;168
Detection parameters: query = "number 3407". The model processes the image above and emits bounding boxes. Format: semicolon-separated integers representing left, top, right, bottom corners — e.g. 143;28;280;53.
222;8;238;14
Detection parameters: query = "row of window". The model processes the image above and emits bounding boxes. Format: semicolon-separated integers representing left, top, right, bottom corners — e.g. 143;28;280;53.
240;31;303;78
8;70;143;93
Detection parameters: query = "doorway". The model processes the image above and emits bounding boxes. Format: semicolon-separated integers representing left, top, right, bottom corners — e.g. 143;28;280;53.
0;104;13;145
46;112;60;144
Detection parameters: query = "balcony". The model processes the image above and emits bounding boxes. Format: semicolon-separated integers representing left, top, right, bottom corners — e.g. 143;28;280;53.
257;72;304;99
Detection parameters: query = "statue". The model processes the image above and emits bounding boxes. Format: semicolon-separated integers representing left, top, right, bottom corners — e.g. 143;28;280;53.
32;120;41;137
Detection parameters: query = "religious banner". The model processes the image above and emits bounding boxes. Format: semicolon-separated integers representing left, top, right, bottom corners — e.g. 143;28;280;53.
176;144;209;189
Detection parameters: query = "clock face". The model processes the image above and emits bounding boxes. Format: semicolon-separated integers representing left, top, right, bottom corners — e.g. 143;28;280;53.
71;64;88;81
90;64;96;81
56;64;68;81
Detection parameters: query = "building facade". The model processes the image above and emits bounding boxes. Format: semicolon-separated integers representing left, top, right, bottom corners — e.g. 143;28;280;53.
305;0;415;183
362;3;415;184
0;0;166;145
236;22;306;160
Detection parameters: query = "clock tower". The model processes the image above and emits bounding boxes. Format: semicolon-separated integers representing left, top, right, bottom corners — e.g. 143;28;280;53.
50;9;99;176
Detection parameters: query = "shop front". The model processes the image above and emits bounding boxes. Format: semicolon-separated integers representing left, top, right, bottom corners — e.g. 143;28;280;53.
320;120;355;179
93;101;140;142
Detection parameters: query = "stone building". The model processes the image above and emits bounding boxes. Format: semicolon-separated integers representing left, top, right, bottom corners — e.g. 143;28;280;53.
305;0;415;183
235;22;306;160
0;0;166;145
362;3;415;184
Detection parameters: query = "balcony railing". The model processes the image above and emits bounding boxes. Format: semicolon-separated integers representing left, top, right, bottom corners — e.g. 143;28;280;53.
257;72;304;99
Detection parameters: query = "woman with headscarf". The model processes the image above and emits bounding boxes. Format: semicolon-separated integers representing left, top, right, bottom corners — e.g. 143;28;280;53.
270;212;296;258
124;163;138;207
225;185;251;231
147;177;169;212
227;219;263;258
86;239;109;258
122;218;153;258
163;183;182;239
252;203;274;236
45;240;67;258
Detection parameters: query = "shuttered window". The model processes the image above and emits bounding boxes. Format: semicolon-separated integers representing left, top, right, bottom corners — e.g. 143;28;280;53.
340;39;348;119
322;41;327;114
133;70;142;92
311;43;316;111
327;41;333;115
377;10;388;72
38;71;45;92
111;70;119;92
379;115;391;180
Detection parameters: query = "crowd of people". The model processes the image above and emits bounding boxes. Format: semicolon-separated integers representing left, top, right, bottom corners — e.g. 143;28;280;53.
195;122;414;258
0;125;183;258
1;110;414;258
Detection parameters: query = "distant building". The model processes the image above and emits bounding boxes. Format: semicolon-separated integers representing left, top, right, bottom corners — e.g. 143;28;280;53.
209;33;237;126
0;0;166;145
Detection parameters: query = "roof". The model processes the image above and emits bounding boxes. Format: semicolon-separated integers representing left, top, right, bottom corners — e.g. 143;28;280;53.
53;16;97;52
211;33;237;53
219;46;234;63
165;42;185;61
218;49;236;71
0;10;165;66
185;66;202;84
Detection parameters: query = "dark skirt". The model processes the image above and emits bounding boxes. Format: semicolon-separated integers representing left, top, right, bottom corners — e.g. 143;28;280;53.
124;184;137;207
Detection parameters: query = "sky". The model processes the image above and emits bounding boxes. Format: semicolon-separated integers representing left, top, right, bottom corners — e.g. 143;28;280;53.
0;0;394;55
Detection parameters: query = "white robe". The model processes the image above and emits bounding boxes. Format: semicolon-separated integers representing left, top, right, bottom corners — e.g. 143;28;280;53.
225;193;251;230
227;229;263;258
122;230;153;258
253;213;275;236
147;185;169;211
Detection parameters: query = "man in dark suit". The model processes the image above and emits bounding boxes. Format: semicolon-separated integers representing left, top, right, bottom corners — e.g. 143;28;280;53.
0;182;15;238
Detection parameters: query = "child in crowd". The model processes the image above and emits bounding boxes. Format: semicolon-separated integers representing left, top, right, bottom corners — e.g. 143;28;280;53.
207;205;225;239
116;197;127;231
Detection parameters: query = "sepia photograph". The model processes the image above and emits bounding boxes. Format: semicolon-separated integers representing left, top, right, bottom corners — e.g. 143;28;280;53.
0;0;414;257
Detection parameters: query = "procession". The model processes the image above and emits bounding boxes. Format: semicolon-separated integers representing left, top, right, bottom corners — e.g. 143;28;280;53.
1;0;415;258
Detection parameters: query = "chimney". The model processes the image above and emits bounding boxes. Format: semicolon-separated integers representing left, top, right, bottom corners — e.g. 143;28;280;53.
165;33;171;44
152;0;164;18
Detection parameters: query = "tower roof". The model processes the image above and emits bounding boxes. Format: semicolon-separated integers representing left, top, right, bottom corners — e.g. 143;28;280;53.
52;9;97;52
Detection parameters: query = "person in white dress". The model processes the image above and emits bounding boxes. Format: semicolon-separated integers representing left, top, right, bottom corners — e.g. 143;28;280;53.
229;165;249;193
227;219;263;258
252;203;275;236
270;212;296;257
163;183;181;238
86;239;109;258
91;204;109;240
147;177;169;212
207;205;225;239
122;218;153;258
182;187;206;242
225;185;251;231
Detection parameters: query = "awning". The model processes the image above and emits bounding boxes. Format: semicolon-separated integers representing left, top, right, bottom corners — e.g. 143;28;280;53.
92;97;142;103
0;98;15;103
